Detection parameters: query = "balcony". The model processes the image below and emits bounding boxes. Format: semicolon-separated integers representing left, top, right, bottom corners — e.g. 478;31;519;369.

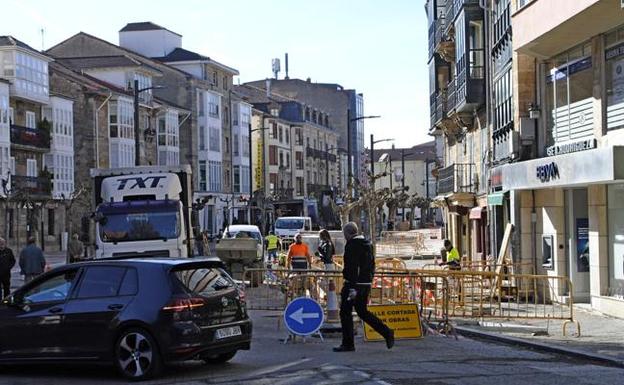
446;0;480;27
11;175;52;198
305;147;337;162
307;183;330;196
437;163;477;196
430;90;448;133
10;124;50;151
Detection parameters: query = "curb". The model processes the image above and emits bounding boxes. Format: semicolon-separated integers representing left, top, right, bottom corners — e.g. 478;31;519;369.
455;326;624;369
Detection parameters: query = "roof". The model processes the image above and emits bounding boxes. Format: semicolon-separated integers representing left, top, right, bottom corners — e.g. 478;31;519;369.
55;55;162;75
154;47;239;75
233;84;294;104
0;35;51;60
119;22;182;37
153;47;208;62
365;141;437;162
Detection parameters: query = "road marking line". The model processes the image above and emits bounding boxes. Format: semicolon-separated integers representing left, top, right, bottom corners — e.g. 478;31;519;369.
247;357;312;377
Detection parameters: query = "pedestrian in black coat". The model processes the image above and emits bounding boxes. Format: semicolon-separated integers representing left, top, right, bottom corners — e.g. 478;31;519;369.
333;222;394;352
0;237;16;298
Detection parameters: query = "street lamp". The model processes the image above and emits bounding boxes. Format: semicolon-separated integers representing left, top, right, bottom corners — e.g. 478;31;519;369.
346;111;380;196
248;125;269;224
133;80;164;166
369;134;394;186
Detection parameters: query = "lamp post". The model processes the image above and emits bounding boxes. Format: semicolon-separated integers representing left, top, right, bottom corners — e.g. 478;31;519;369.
346;112;380;196
248;124;269;224
133;79;164;166
401;149;414;221
369;134;394;188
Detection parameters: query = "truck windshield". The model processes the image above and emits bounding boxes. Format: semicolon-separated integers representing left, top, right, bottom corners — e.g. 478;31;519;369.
275;218;304;230
98;200;181;243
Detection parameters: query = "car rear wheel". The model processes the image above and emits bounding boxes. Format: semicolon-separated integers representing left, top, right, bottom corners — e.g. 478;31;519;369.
115;328;162;381
201;350;237;364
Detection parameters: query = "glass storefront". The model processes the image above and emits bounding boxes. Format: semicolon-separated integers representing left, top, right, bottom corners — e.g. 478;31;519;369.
608;183;624;299
605;26;624;131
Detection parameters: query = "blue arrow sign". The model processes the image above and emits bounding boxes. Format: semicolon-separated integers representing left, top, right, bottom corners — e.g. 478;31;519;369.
283;297;324;336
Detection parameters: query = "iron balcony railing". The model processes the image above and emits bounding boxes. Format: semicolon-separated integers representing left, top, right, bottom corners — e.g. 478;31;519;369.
447;77;457;113
11;175;52;196
428;22;436;59
10;124;50;150
430;90;448;128
437;163;477;195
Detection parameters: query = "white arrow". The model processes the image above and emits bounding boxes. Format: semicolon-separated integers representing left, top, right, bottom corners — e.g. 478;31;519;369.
289;307;320;325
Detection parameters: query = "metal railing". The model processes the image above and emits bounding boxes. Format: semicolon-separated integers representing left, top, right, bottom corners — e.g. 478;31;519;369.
437;163;476;195
447;77;457;112
10;125;50;150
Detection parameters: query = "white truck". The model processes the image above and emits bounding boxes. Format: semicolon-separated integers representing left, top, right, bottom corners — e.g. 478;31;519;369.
274;216;313;238
90;165;195;259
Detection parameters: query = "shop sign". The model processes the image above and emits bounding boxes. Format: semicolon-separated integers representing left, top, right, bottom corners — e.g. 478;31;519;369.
536;162;560;183
546;138;596;157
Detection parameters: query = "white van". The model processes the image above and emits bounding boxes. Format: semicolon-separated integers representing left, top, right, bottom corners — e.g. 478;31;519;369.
274;216;313;238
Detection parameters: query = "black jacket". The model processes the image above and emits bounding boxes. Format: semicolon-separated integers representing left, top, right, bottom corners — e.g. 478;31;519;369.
0;248;16;275
318;240;334;264
342;236;375;285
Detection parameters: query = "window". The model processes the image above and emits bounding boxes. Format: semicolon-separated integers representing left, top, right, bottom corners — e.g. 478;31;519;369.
7;209;14;238
545;42;593;147
109;99;135;168
208;160;222;192
296;177;304;196
21;270;77;304
279;127;283;142
119;268;138;296
272;122;277;139
241;135;250;157
198;91;205;117
285;129;289;144
129;72;152;103
241;165;250;194
172;267;234;295
0;51;49;100
212;71;218;87
25;111;35;128
47;208;55;236
233;134;239;156
279;152;284;167
199;160;207;191
606;27;624;131
296;151;303;169
222;76;228;91
233;165;241;193
269;145;277;165
295;128;303;145
157;110;180;166
77;267;127;299
199;125;206;151
286;153;290;169
26;158;37;177
209;127;220;152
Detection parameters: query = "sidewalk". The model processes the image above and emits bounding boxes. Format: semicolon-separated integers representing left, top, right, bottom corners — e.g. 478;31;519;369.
454;304;624;366
9;250;67;292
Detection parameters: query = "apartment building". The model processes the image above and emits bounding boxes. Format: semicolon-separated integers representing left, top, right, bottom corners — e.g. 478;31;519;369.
245;78;363;189
0;36;75;250
46;23;239;236
427;0;489;260
235;84;340;229
489;0;624;317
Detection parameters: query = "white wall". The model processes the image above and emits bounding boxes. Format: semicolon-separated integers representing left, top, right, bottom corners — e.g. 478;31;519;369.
170;63;203;78
84;69;127;90
119;29;181;58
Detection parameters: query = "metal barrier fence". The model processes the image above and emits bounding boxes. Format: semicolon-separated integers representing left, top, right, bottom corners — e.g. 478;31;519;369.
242;267;580;336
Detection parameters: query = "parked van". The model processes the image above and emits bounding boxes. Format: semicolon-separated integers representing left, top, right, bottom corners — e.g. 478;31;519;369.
274;216;312;238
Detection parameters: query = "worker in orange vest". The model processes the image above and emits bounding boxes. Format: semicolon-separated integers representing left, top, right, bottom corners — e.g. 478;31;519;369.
287;233;312;270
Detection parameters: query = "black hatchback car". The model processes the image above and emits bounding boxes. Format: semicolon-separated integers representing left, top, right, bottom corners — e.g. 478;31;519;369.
0;257;252;381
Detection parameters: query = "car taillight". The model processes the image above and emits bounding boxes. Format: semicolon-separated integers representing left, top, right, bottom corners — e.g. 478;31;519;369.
163;297;204;312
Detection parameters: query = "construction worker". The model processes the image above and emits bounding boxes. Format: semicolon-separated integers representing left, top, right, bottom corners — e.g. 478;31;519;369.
265;231;281;264
287;233;312;270
439;239;460;270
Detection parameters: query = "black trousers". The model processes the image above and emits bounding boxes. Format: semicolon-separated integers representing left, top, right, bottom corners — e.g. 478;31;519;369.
339;285;391;348
0;272;10;298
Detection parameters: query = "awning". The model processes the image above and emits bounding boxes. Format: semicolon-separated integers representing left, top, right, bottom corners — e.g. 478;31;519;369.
469;207;484;220
487;192;505;206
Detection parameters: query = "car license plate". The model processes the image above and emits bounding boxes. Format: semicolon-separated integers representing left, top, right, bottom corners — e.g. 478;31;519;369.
216;326;242;339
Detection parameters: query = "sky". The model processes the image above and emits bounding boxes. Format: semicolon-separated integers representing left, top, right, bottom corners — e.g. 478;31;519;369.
3;0;430;149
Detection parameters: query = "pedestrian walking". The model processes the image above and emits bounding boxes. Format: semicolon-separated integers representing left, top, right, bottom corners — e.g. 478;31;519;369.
0;237;16;298
287;233;312;270
19;237;46;283
334;222;394;352
265;232;281;264
67;233;84;263
317;229;335;271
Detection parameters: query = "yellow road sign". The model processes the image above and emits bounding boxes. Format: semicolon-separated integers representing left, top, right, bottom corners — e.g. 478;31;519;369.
363;304;422;341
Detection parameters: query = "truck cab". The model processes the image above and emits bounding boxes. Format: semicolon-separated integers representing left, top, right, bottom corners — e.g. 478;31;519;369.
91;166;193;259
274;216;313;239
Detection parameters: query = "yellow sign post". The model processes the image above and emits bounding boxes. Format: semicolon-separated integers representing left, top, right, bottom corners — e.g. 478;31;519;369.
363;304;423;341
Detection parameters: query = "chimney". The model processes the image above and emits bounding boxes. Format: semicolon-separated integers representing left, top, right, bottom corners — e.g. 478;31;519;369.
266;78;271;97
285;53;289;79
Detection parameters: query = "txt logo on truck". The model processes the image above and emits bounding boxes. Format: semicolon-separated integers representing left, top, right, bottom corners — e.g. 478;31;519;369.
116;176;166;190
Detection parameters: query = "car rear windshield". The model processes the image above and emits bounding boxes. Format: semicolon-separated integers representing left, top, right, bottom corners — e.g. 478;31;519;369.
172;267;235;296
275;218;304;230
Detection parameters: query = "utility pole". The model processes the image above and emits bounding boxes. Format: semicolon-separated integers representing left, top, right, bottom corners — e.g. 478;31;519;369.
134;79;140;166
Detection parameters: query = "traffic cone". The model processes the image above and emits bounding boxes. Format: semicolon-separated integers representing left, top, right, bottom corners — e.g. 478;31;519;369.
326;279;339;322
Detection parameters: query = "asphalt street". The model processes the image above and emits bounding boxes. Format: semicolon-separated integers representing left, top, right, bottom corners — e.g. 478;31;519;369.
0;310;622;385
